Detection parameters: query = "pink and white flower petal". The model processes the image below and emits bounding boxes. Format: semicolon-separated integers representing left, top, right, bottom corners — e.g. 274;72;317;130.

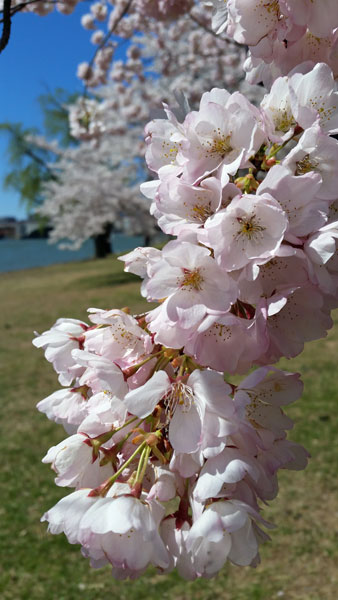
226;0;280;46
282;122;338;200
260;76;296;143
169;401;203;454
289;63;338;134
37;387;90;433
33;317;88;383
258;165;326;239
73;350;127;398
193;448;262;501
124;370;171;418
41;488;96;544
205;193;288;271
145;241;236;319
118;246;161;278
186;310;268;374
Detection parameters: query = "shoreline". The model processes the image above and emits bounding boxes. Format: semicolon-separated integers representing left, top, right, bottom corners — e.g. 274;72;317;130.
0;234;146;273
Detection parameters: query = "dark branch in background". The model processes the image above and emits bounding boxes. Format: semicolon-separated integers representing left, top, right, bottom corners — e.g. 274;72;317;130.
0;0;12;53
3;123;56;177
0;0;54;23
89;0;133;69
189;11;242;48
84;0;133;94
21;143;56;176
0;0;94;23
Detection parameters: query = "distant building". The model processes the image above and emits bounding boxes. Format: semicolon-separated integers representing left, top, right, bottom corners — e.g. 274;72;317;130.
0;217;20;239
0;216;51;239
21;218;52;238
18;217;41;238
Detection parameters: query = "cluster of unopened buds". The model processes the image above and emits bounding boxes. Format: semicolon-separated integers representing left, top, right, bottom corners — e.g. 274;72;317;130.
34;61;338;579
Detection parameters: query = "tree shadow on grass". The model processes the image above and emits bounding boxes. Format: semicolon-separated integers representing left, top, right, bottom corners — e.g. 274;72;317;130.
71;271;140;289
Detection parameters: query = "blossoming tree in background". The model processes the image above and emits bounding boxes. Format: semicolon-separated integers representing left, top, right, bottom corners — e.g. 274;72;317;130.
30;129;157;253
4;0;337;581
8;1;261;254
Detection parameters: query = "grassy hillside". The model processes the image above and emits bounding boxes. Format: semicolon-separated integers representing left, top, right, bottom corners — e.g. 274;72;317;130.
1;256;337;600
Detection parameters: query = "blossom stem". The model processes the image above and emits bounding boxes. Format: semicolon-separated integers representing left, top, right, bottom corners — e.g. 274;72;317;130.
267;133;299;161
114;415;139;433
150;444;168;464
132;350;164;370
186;356;201;372
154;355;171;372
136;444;152;484
109;441;147;485
178;356;187;376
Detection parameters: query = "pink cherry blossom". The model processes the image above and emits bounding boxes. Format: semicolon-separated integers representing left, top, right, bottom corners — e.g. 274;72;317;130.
226;0;281;47
144;240;237;327
32;318;88;385
289;63;338;135
180;93;265;182
259;285;333;362
125;369;234;455
84;308;153;367
282;122;338;200
281;0;338;39
204;192;288;271
31;6;338;579
73;350;127;398
185;309;268;374
42;433;113;489
186;500;260;573
257;165;326;240
77;492;169;575
37;386;90;434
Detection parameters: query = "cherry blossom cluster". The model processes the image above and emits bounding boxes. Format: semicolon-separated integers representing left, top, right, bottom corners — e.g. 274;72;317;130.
138;62;338;372
33;309;308;579
208;0;338;86
3;1;247;97
34;62;338;579
76;2;231;89
0;0;82;17
5;1;337;91
69;16;257;143
30;9;262;248
3;1;233;90
27;0;338;579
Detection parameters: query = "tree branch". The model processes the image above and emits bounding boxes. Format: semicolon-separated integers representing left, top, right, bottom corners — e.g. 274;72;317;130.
3;123;56;176
189;11;242;48
83;0;133;93
88;0;134;70
0;0;12;53
0;0;53;23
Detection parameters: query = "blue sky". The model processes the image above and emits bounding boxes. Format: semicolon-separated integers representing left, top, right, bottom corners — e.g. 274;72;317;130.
0;3;109;219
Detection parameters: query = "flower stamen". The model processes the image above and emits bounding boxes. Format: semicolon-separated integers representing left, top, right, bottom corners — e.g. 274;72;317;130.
180;268;204;291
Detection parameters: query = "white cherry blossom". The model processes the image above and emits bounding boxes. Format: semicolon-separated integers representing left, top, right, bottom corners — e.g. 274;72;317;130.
144;240;237;327
282;122;338;200
204;192;288;271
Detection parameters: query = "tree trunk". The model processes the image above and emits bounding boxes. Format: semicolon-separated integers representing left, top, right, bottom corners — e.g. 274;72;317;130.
144;233;151;246
93;223;113;258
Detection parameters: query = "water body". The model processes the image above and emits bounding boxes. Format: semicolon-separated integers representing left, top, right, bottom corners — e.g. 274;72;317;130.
0;234;145;273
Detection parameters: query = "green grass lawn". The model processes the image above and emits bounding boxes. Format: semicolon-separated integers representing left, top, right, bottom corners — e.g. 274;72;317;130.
1;256;337;600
